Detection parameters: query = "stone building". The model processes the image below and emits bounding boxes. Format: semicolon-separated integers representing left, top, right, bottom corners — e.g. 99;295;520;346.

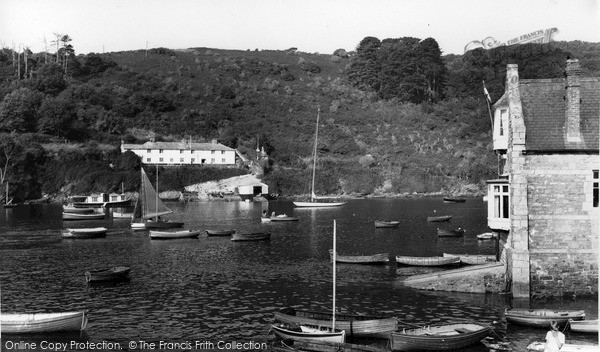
487;59;599;298
121;140;236;166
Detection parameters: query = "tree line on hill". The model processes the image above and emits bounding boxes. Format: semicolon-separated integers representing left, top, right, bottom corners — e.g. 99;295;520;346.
0;36;598;201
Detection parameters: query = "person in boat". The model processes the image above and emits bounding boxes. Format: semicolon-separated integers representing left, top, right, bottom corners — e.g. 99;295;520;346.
544;320;565;352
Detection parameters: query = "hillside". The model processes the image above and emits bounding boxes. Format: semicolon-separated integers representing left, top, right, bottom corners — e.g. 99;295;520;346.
1;40;599;201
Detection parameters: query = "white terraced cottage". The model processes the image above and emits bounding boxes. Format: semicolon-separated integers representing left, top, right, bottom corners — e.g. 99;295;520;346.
121;140;236;166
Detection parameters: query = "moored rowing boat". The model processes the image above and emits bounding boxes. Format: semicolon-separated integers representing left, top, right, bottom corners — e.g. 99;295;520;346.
231;232;270;241
0;311;88;333
389;323;491;351
505;308;586;327
273;308;397;338
329;250;389;264
396;255;460;267
62;227;107;239
443;253;497;265
149;229;200;240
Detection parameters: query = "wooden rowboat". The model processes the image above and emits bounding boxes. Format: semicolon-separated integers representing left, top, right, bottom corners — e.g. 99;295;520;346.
504;308;585;327
443;197;466;203
427;215;452;222
273;308;397;338
443;253;497;265
0;311;88;333
62;205;96;214
272;324;346;343
569;319;598;333
329;250;389;265
231;232;270;241
271;339;388;352
389;323;491;351
437;228;465;237
149;229;200;240
205;228;236;236
396;255;460;267
477;232;496;240
85;266;131;283
271;214;300;222
62;227;107;239
374;220;400;228
62;212;105;220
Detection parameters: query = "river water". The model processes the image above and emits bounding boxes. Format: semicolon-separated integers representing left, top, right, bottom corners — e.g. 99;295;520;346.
0;198;597;351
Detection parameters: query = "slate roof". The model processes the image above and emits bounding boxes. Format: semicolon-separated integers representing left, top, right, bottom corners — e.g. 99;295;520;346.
519;77;599;150
122;141;234;151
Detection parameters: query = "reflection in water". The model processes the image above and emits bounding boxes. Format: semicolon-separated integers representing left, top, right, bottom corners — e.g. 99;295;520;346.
1;199;597;350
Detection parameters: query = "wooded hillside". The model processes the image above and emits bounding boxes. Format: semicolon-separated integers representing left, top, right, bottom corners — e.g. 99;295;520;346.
0;38;598;201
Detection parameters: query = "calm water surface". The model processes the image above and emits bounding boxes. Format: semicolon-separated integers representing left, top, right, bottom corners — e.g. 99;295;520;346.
0;198;597;351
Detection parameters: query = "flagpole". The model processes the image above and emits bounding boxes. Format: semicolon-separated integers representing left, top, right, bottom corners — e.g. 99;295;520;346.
483;81;494;133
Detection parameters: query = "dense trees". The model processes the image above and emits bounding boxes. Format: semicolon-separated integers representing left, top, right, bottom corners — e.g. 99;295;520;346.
347;36;447;103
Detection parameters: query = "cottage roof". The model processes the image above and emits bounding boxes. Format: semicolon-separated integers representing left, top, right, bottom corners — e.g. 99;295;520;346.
519;77;599;150
122;141;234;151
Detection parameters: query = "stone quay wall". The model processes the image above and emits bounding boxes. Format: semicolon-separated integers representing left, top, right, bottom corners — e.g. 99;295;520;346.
524;153;599;298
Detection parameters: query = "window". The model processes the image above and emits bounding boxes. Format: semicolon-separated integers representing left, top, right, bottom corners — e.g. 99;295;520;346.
211;150;215;154
146;158;151;162
147;149;151;153
190;150;194;154
222;158;226;163
221;150;225;154
211;158;215;164
191;158;195;163
91;196;99;202
499;109;507;136
594;170;599;208
111;195;118;201
180;158;184;163
169;158;173;162
159;157;163;162
159;149;163;153
493;185;509;219
180;150;184;154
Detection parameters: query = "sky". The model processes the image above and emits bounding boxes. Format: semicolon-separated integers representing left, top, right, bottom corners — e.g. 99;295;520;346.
1;0;599;56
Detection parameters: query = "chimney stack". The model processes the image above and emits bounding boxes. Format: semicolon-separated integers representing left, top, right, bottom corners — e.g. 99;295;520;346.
565;59;582;143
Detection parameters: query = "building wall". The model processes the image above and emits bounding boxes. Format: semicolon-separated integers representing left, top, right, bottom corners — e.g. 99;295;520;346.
125;148;236;165
525;153;599;298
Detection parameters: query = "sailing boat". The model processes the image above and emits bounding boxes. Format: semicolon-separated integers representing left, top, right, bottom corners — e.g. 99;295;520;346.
131;167;183;230
271;220;346;343
3;183;17;208
293;109;345;207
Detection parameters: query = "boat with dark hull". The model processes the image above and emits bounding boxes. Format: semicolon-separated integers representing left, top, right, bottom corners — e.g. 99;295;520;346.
437;227;465;237
389;323;492;351
231;232;271;241
85;266;131;283
62;227;107;239
273;308;397;338
427;215;452;222
205;228;236;236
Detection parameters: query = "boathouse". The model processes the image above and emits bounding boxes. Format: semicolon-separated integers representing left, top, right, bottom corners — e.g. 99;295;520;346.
121;140;236;166
487;59;599;298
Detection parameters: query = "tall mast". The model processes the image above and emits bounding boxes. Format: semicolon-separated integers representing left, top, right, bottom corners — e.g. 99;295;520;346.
332;219;337;330
310;108;320;202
